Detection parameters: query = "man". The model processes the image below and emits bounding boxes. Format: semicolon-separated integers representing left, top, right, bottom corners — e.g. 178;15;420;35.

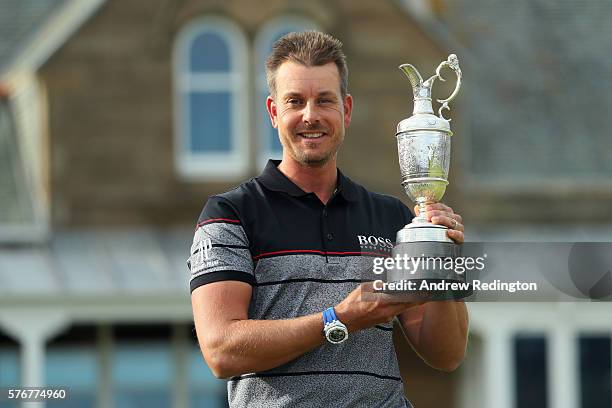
189;31;468;407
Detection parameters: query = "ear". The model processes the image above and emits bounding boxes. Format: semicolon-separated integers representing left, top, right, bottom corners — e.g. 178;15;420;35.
343;94;353;128
266;96;278;128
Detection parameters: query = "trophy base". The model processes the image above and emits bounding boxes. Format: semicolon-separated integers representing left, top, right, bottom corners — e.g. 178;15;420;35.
386;240;472;300
396;222;453;243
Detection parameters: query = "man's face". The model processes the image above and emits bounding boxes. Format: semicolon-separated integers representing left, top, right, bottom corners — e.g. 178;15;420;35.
267;61;352;167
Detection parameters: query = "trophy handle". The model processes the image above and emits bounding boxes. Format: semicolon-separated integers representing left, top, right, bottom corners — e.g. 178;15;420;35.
433;54;462;120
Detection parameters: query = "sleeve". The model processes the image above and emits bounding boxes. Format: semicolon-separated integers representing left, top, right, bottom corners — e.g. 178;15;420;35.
397;199;414;228
188;196;255;293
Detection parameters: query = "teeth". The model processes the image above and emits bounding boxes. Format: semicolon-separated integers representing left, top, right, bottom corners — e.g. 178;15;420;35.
301;132;323;138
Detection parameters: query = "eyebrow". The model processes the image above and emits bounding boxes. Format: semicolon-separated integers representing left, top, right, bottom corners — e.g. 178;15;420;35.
317;91;338;98
282;90;338;99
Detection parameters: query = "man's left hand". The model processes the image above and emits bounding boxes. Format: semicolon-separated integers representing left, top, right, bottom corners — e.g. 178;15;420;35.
414;203;464;244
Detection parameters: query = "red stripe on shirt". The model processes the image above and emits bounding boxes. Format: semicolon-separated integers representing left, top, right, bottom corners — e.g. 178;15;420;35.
253;249;389;260
195;218;241;230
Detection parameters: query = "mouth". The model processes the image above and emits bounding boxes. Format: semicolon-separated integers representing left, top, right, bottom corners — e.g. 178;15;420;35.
297;131;326;140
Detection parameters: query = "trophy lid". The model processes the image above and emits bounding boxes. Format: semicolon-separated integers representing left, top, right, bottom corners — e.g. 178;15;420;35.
396;55;461;136
396;112;452;135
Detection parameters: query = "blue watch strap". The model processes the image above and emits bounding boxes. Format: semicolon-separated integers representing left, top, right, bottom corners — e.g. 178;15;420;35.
323;307;337;325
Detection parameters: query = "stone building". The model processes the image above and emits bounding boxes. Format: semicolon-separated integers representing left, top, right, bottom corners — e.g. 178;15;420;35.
1;0;612;407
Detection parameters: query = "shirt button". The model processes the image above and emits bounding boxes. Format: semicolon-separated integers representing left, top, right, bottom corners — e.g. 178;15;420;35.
326;233;334;241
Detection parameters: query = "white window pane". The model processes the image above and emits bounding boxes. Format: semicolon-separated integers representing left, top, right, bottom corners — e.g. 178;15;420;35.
188;92;232;153
190;32;230;73
46;348;98;407
255;19;319;168
263;28;300;55
116;391;171;408
259;92;282;155
47;394;97;408
579;335;611;408
113;344;172;385
0;346;19;408
261;29;295;157
174;18;248;179
113;343;172;408
45;326;97;407
1;334;20;408
190;348;226;407
0;349;19;386
190;393;228;408
268;121;282;154
189;349;219;387
46;347;98;388
514;335;548;408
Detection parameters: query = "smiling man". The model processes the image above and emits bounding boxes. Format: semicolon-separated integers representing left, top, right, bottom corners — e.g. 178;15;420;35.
189;31;468;407
270;60;348;168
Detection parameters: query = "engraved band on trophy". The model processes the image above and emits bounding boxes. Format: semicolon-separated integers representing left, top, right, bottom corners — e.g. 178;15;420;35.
388;54;471;299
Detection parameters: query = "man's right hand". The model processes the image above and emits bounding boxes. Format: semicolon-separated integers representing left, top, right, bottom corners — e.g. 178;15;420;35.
334;282;424;332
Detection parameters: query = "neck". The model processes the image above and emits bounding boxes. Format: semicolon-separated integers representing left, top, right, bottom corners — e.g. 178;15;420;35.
278;156;338;204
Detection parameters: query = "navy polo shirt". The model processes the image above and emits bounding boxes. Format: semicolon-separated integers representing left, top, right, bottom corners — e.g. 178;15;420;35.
189;160;414;408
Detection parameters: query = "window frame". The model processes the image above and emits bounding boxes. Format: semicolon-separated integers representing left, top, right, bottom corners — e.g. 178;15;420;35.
173;17;249;181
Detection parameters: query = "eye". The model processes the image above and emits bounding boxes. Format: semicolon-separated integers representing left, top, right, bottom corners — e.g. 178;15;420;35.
318;98;335;105
286;98;303;106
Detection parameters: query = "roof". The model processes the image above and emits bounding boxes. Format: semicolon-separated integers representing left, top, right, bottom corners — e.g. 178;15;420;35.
0;0;67;75
0;228;192;300
0;0;104;242
0;0;105;82
435;0;612;186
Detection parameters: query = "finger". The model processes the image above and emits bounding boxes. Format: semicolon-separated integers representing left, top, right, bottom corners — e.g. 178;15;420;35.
413;204;421;216
446;214;463;230
431;215;464;232
375;291;428;305
447;229;464;244
425;203;454;214
361;281;374;289
394;299;428;308
391;300;429;314
423;209;455;221
383;290;434;304
360;281;376;293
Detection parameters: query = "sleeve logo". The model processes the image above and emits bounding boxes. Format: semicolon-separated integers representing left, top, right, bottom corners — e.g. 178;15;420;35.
198;238;213;261
191;238;214;271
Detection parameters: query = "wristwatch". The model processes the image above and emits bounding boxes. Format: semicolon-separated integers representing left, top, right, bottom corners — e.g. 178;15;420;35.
322;307;349;344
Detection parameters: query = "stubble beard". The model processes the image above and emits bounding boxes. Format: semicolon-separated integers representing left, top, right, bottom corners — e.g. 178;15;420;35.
298;145;334;167
282;131;344;168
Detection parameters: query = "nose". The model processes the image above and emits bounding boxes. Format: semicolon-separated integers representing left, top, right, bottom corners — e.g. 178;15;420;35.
302;100;321;125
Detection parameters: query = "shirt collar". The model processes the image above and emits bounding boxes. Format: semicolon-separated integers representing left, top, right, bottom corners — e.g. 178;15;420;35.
257;160;358;202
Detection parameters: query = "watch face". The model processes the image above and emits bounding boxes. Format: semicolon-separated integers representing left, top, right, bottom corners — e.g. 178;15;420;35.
329;328;346;343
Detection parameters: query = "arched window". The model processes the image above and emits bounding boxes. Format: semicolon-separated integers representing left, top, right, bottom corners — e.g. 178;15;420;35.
173;18;248;180
254;17;320;170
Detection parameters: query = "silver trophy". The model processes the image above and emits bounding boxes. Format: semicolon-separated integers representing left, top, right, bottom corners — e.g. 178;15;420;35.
389;54;470;298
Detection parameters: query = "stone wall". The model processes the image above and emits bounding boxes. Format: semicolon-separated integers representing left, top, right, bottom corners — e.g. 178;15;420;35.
39;1;460;405
39;0;447;227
